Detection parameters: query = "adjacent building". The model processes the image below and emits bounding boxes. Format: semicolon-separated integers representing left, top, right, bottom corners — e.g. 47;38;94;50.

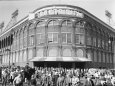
0;5;115;68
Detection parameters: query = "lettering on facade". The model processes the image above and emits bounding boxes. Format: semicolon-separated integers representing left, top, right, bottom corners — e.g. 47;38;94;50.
35;7;84;18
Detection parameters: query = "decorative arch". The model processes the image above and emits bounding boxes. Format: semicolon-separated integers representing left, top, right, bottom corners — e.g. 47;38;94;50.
48;48;58;57
46;19;59;27
63;48;72;57
74;19;86;27
61;19;73;27
35;20;46;27
76;49;84;57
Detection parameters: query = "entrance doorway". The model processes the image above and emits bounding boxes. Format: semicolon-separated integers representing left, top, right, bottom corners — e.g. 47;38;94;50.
61;62;72;69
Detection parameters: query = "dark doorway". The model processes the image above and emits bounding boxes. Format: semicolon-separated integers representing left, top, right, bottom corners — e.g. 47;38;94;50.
61;62;72;69
34;62;44;67
75;62;85;68
46;62;58;68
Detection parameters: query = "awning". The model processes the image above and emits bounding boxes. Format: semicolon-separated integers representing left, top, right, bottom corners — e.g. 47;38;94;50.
30;57;92;62
76;57;92;62
30;57;45;61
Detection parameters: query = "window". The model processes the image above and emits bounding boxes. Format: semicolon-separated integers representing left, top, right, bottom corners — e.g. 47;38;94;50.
106;41;108;50
99;52;101;62
49;48;58;57
102;40;104;48
23;37;27;47
36;21;45;27
62;20;72;27
29;35;34;46
75;23;84;44
36;34;44;44
48;33;58;43
75;27;84;33
48;20;58;26
103;53;105;63
93;37;96;46
36;48;44;57
106;53;109;63
94;51;97;62
76;21;85;27
23;28;27;48
20;30;23;49
62;33;72;43
76;49;84;57
86;34;91;45
36;21;45;45
17;32;20;50
63;49;72;56
13;36;17;51
110;54;112;63
75;34;84;44
29;24;35;46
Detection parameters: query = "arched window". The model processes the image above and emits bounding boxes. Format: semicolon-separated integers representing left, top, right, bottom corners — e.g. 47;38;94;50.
36;21;45;45
75;21;85;44
28;49;33;59
16;30;20;50
48;48;58;57
23;27;27;48
12;52;15;63
36;48;44;57
28;24;35;46
61;20;73;44
93;37;96;46
62;20;72;27
98;51;101;62
94;51;97;62
76;49;84;57
13;33;17;51
48;20;58;27
103;52;105;63
20;29;23;49
63;49;72;57
47;20;59;43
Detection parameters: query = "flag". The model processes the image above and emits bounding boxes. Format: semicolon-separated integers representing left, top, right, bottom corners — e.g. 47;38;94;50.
0;22;4;29
105;10;112;18
12;9;18;18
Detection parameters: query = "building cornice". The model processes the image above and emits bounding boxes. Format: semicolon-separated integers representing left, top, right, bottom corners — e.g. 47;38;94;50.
0;4;114;38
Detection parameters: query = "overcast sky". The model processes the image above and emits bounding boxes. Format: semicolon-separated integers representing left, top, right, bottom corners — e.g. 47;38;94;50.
0;0;115;29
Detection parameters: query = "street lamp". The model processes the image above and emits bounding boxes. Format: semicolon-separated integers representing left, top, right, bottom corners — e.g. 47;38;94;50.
5;49;11;66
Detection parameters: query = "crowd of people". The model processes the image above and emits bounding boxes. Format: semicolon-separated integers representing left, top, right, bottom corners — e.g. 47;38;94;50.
1;63;115;86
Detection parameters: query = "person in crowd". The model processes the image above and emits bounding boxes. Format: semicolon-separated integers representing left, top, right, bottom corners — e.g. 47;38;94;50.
57;73;64;86
2;68;8;86
30;74;36;86
111;77;115;86
13;73;23;86
9;68;16;85
84;76;92;86
71;74;79;86
1;65;115;86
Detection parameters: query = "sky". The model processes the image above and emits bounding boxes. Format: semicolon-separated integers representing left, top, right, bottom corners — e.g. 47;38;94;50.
0;0;115;29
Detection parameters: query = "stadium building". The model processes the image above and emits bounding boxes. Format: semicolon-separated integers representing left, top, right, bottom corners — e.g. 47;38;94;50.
0;5;115;68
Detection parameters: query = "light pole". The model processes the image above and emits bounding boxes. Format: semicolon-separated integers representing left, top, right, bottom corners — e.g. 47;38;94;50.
5;49;11;66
